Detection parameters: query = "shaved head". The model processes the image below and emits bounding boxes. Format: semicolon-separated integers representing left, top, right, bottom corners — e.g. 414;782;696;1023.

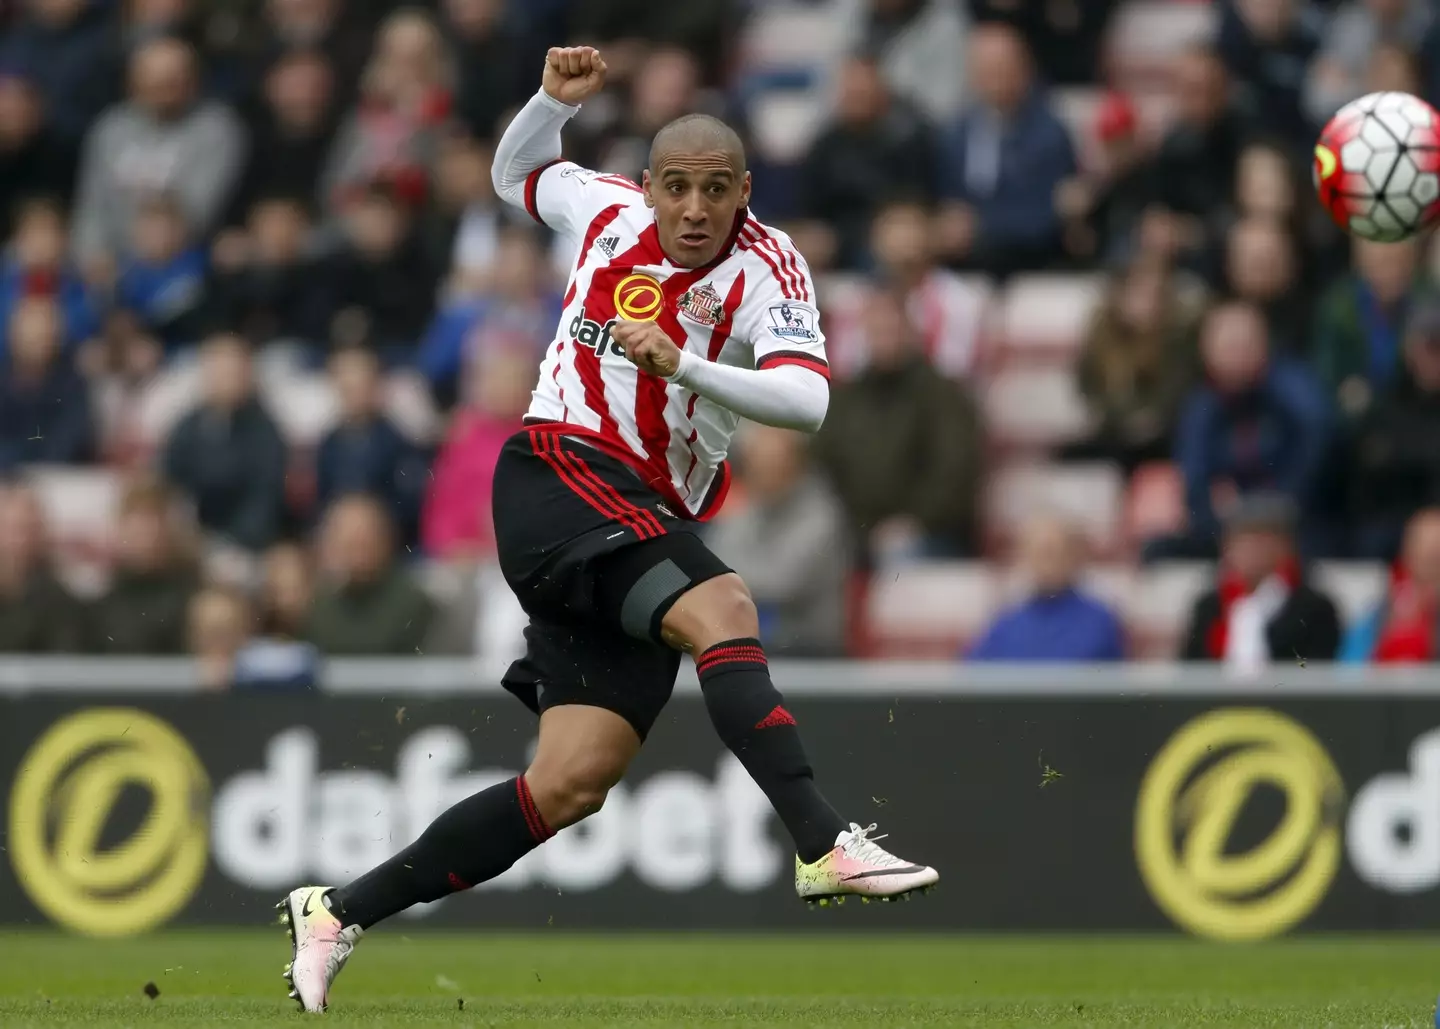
649;113;746;174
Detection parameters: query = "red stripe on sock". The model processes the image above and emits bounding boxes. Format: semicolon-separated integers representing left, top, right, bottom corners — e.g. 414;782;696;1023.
516;776;553;843
696;644;769;676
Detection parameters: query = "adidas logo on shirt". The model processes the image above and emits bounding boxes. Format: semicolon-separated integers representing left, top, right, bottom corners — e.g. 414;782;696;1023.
596;235;620;258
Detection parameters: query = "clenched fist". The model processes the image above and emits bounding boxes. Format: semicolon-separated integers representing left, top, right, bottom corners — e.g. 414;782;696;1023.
612;320;682;378
542;46;607;106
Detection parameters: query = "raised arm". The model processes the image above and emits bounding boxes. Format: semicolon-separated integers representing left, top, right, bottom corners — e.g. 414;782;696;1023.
492;47;614;234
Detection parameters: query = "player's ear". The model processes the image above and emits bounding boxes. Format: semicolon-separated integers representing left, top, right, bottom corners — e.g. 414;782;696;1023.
739;171;752;210
641;169;656;209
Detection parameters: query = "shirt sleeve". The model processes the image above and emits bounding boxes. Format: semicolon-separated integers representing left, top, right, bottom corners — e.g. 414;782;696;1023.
735;231;831;381
491;89;646;241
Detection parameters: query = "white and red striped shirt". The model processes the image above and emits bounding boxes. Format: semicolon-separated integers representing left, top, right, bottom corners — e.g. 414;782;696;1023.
494;92;830;521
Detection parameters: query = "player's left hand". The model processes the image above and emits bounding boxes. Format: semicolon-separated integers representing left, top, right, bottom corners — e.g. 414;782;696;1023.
613;320;682;378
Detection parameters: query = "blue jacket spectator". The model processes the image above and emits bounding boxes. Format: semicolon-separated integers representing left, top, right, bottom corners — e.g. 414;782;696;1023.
0;0;117;145
968;515;1124;662
317;347;430;544
116;196;208;347
1175;303;1331;542
937;23;1076;278
0;297;93;473
0;199;99;359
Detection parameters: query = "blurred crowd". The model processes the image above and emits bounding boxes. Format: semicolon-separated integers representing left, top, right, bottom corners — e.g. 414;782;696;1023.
4;0;1440;680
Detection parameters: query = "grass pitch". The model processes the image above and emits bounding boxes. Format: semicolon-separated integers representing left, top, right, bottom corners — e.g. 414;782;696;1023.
1;930;1438;1028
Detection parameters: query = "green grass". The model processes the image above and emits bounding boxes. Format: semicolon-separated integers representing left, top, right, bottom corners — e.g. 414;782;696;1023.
1;931;1439;1028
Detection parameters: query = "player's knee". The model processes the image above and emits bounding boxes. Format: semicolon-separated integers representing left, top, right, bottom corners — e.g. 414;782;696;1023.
525;759;622;830
664;573;759;652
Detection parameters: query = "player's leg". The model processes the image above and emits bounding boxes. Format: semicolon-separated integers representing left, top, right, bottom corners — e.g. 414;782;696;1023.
661;570;939;903
280;703;639;1012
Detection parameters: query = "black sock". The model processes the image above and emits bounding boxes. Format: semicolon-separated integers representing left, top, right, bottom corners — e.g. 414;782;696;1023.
324;776;552;929
696;639;846;863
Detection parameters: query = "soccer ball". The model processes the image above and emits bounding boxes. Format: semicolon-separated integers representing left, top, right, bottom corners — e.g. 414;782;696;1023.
1313;91;1440;242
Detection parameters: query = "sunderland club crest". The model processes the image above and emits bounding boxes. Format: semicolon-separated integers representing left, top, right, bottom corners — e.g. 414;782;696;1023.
677;283;726;326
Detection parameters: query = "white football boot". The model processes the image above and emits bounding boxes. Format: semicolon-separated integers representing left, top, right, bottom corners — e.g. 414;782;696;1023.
278;886;363;1012
795;823;939;907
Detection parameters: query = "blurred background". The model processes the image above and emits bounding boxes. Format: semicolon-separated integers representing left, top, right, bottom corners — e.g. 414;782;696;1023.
0;0;1439;681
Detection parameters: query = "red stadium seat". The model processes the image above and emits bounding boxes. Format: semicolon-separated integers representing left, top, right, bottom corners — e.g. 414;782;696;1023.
1125;461;1187;549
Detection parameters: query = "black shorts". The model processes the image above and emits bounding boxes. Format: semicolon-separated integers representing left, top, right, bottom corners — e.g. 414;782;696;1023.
493;427;732;737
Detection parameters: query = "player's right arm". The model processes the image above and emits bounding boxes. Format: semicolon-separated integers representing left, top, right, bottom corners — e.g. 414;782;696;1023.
492;46;632;238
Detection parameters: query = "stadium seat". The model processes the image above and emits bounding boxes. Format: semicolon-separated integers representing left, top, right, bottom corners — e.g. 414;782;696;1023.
384;372;442;444
749;91;826;165
994;273;1106;364
1125;462;1187;549
1107;0;1219;91
264;372;339;448
985;462;1125;556
982;366;1093;448
1127;561;1212;658
863;561;997;657
1311;561;1388;628
26;466;123;599
134;359;203;451
738;4;851;74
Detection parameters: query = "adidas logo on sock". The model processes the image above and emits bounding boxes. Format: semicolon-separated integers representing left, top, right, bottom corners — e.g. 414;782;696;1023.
754;705;797;729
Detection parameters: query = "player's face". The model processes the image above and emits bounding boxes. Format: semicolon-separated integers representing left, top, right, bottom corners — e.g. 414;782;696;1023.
644;154;751;268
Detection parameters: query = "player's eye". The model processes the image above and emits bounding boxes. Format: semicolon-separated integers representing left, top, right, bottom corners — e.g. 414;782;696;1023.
668;184;685;194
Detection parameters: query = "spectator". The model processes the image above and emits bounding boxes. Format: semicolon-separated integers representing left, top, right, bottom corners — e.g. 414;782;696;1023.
1348;296;1440;558
306;493;434;654
969;514;1125;662
825;200;986;380
162;333;288;551
115;194;209;346
1222;217;1308;354
1157;302;1331;559
838;0;969;123
0;68;76;234
1216;0;1324;152
705;426;850;657
331;185;439;356
1218;140;1343;286
0;296;94;472
0;198;99;356
0;483;87;652
441;0;525;141
258;540;312;639
424;132;503;279
86;310;164;461
969;0;1117;87
422;346;533;560
795;55;936;270
1144;49;1245;264
320;8;453;214
1365;40;1425;97
1181;492;1341;671
227;50;338;222
208;196;336;350
936;23;1076;278
253;0;372;103
316;345;429;542
566;0;740;84
816;284;982;561
0;0;116;144
90;476;197;653
1056;91;1152;265
187;585;254;690
1306;0;1433;124
1065;257;1204;475
71;37;246;276
1425;19;1440;106
1343;508;1440;663
1313;237;1423;423
418;224;560;405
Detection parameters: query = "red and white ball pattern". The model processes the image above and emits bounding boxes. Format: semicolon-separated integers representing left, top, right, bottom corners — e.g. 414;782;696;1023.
1314;91;1440;243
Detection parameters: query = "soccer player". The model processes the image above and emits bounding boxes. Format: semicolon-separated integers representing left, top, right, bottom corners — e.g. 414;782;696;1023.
279;46;939;1012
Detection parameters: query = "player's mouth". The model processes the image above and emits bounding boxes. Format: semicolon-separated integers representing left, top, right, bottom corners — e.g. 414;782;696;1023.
677;230;711;248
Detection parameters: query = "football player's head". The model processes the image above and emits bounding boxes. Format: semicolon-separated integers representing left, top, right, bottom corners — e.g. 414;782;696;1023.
645;114;751;269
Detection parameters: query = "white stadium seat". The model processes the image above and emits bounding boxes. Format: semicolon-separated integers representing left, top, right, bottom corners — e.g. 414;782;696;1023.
1311;561;1388;628
996;273;1107;359
986;462;1125;555
1127;561;1213;658
864;561;997;656
1108;0;1219;89
26;465;121;545
982;367;1094;448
